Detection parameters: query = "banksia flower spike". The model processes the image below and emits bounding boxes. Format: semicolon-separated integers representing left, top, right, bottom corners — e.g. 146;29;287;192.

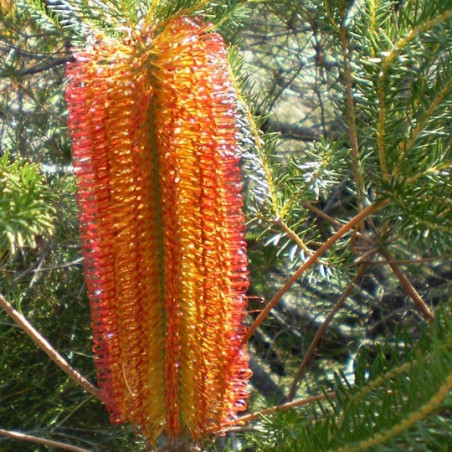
66;16;250;445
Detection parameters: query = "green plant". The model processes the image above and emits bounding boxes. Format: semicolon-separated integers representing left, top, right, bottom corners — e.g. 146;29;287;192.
0;0;451;450
0;153;54;256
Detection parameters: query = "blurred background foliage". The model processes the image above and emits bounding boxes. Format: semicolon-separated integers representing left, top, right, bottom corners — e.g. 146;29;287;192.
1;0;451;450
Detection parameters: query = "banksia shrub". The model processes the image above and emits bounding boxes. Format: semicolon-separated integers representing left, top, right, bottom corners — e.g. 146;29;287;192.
65;17;250;445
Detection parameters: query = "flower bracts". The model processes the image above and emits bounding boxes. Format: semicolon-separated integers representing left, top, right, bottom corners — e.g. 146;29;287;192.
66;18;250;443
66;37;166;438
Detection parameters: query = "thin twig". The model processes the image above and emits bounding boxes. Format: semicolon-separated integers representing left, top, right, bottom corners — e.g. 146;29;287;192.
380;249;434;322
339;24;364;210
16;56;73;76
287;264;368;401
405;161;452;185
32;258;84;273
302;202;373;244
216;391;336;431
336;370;452;452
17;81;67;124
302;201;342;228
274;217;312;255
0;292;101;400
0;41;68;59
244;199;389;343
0;429;90;452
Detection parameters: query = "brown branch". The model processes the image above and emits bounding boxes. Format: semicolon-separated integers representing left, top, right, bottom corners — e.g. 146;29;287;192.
0;429;90;452
216;391;336;431
0;292;101;400
17;81;67;124
0;41;68;60
380;249;434;322
16;56;73;76
302;201;342;228
302;202;373;244
244;199;389;343
287;264;368;401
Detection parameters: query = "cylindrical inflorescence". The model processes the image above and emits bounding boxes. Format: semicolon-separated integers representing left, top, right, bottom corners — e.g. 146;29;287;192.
66;17;250;444
152;18;250;439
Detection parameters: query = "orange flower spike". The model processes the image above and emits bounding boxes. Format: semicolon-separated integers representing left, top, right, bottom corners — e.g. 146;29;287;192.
66;37;166;442
152;17;250;439
66;17;250;445
66;46;125;421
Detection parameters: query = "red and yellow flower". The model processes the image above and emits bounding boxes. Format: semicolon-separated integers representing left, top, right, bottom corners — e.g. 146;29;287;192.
66;17;250;445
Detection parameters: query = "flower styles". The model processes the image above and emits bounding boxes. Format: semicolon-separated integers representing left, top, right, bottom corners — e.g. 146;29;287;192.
66;17;250;444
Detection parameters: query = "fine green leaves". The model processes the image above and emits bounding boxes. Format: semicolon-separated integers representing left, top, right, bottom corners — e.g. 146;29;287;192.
0;153;55;255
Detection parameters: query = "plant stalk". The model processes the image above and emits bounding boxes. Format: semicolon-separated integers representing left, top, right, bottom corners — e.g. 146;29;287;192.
0;429;90;452
287;263;368;400
380;249;434;322
0;292;100;400
244;199;389;342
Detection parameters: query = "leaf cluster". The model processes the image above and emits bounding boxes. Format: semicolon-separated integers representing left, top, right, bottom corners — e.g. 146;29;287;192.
242;307;452;451
0;153;54;255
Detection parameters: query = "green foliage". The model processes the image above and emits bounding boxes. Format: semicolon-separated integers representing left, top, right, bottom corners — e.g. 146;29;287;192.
243;308;452;451
18;0;67;33
239;0;451;448
245;0;452;268
20;0;251;42
0;153;54;255
347;0;452;255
